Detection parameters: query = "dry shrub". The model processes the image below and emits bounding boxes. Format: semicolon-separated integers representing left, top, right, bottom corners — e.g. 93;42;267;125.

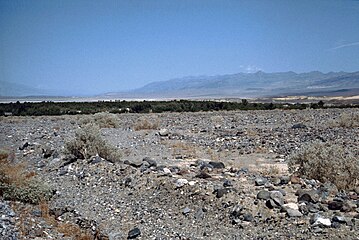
261;165;280;177
65;123;121;162
0;149;52;204
170;141;197;159
133;115;160;130
78;112;120;128
288;141;359;190
334;112;359;128
57;222;93;240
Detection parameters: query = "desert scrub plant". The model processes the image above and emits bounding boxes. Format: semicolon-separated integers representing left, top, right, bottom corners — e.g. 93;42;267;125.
78;112;120;128
65;123;121;162
288;141;359;190
133;115;160;130
0;149;52;204
333;112;359;128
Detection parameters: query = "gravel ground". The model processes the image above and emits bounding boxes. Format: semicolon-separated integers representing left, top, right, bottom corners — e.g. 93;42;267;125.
0;108;358;239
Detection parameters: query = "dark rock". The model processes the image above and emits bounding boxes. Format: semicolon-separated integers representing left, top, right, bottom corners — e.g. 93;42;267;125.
215;188;230;198
255;177;267;186
257;190;270;200
331;221;341;229
299;205;309;215
127;227;141;239
328;200;343;210
32;209;42;217
124;159;143;168
341;200;356;212
266;199;277;209
231;204;243;218
143;157;157;167
292;123;307;129
223;179;233;187
89;155;102;164
271;177;281;186
332;215;347;224
42;147;54;158
19;141;29;150
208;161;225;169
243;213;253;222
196;172;212;179
307;203;320;213
297;190;319;203
280;176;290;185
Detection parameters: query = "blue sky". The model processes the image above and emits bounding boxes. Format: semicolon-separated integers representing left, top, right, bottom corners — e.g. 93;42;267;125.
1;0;359;95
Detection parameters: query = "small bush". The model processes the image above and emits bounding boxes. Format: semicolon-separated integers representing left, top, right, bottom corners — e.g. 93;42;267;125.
65;123;121;162
334;112;359;128
133;115;160;130
288;141;359;190
78;112;120;128
0;149;52;204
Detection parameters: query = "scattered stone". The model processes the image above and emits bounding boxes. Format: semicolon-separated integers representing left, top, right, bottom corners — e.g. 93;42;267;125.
243;213;254;222
42;147;55;158
124;159;143;168
328;200;343;211
292;123;307;129
286;208;303;217
223;179;233;187
158;129;169;137
280;176;290;185
163;168;172;175
89;155;102;164
127;227;141;239
196;172;211;179
255;177;267;186
214;188;231;198
297;190;319;203
194;208;205;220
143;157;157;167
175;178;188;188
310;214;331;227
290;175;302;184
332;215;347;224
208;161;225;169
19;141;29;150
270;190;284;206
182;207;191;215
257;190;270;200
341;200;357;212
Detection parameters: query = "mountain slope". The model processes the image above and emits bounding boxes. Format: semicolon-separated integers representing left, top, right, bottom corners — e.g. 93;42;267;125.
129;71;359;98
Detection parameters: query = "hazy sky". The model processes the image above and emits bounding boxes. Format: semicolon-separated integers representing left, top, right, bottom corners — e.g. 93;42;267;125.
1;0;359;95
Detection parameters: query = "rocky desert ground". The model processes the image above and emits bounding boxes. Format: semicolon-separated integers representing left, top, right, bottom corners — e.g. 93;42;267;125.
0;108;359;239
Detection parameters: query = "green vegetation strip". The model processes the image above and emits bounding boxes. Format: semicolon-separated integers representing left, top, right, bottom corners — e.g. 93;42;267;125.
0;100;356;116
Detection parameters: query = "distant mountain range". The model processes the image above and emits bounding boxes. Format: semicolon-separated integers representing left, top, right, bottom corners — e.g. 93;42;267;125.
1;71;359;98
107;71;359;98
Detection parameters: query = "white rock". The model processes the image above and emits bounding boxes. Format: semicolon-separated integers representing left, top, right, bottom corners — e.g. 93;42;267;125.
175;178;188;188
313;217;331;227
283;203;299;210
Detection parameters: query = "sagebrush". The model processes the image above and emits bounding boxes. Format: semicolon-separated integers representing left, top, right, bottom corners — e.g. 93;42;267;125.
0;149;52;204
334;112;359;128
78;112;120;128
288;141;359;190
65;123;121;162
133;115;160;130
